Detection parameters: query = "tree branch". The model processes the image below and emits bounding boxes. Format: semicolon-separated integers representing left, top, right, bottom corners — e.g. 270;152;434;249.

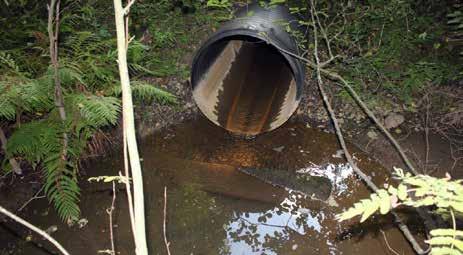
308;1;427;253
0;204;70;255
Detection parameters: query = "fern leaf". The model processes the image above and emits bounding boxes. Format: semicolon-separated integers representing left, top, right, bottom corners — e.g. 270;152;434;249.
431;229;463;238
113;81;177;104
337;201;365;221
360;195;380;222
378;190;392;214
70;94;121;127
6;121;60;161
43;151;80;221
431;247;461;255
427;236;463;251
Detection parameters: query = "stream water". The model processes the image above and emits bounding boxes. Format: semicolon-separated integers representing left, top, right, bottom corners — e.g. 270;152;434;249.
1;117;419;254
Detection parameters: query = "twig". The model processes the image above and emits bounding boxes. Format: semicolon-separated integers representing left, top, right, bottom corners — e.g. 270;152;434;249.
326;72;420;176
163;186;171;255
106;181;117;255
18;186;45;212
48;0;68;164
0;126;22;175
424;95;430;174
123;0;135;15
381;230;401;255
309;1;426;254
0;204;70;255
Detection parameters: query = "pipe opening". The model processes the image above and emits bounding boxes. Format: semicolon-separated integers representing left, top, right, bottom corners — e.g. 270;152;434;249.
192;35;300;136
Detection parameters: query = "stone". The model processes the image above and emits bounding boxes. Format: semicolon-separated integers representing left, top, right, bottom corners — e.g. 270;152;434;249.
272;146;285;153
384;113;405;129
367;130;378;140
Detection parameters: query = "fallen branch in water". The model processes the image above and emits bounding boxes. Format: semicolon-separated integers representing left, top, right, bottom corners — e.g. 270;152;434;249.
0;204;70;255
106;181;117;255
308;1;427;254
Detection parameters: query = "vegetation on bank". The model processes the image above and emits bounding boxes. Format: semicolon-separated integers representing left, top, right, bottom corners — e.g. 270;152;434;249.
0;0;224;221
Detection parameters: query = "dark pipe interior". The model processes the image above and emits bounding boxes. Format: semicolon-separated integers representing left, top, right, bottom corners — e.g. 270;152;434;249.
192;35;299;136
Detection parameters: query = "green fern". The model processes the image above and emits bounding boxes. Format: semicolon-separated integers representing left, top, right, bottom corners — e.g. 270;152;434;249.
69;94;121;127
43;145;80;222
7;121;80;221
338;168;463;255
0;82;18;120
112;80;177;104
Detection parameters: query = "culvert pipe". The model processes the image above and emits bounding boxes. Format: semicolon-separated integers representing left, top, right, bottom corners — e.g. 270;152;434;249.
191;2;305;136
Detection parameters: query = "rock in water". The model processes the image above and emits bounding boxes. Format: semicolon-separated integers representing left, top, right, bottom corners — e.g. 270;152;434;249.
237;168;332;201
384;113;405;129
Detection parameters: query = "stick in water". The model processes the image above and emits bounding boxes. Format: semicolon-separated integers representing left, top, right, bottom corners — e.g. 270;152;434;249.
0;205;70;255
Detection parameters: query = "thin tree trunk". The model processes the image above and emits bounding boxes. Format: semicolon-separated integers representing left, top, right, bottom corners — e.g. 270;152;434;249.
0;126;22;174
113;0;149;254
47;0;68;158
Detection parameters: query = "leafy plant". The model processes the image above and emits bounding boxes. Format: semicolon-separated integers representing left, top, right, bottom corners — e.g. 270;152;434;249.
337;168;463;255
0;1;178;221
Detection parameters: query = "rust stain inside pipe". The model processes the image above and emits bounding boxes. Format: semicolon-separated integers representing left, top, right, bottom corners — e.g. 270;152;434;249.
193;36;299;136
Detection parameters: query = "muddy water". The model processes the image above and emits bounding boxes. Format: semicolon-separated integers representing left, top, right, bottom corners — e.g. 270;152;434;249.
1;117;418;254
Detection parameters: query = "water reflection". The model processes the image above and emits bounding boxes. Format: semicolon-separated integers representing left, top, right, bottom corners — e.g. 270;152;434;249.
220;163;354;254
297;163;354;196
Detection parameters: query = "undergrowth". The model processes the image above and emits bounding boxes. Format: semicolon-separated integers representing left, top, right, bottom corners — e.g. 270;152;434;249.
0;0;225;221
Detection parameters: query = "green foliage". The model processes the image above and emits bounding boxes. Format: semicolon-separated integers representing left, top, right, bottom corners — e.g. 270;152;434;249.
7;121;80;221
70;95;121;128
304;0;462;104
337;168;463;255
206;0;231;9
0;0;186;222
111;81;177;105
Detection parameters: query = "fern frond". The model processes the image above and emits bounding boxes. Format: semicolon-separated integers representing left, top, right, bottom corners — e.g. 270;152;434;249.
112;81;177;104
0;51;24;75
6;121;61;162
19;78;54;113
43;146;80;221
69;94;121;127
0;81;19;120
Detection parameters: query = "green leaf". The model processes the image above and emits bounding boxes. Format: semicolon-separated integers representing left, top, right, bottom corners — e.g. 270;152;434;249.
397;184;408;200
360;195;380;222
427;236;463;252
378;190;391;214
431;229;463;237
431;247;462;255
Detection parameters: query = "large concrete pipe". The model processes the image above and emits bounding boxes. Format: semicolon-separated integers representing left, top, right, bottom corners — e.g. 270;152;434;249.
191;3;305;136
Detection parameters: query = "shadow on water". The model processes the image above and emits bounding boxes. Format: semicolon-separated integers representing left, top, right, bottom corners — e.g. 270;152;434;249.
1;117;418;254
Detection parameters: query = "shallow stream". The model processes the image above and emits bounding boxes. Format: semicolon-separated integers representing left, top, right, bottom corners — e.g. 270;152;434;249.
1;117;418;254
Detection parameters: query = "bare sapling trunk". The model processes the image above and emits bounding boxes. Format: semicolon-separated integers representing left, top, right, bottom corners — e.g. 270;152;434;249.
48;0;68;159
113;0;149;254
0;126;22;174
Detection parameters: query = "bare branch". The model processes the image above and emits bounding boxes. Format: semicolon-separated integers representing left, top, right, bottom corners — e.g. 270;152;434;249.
0;204;70;255
0;126;22;174
309;1;427;253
